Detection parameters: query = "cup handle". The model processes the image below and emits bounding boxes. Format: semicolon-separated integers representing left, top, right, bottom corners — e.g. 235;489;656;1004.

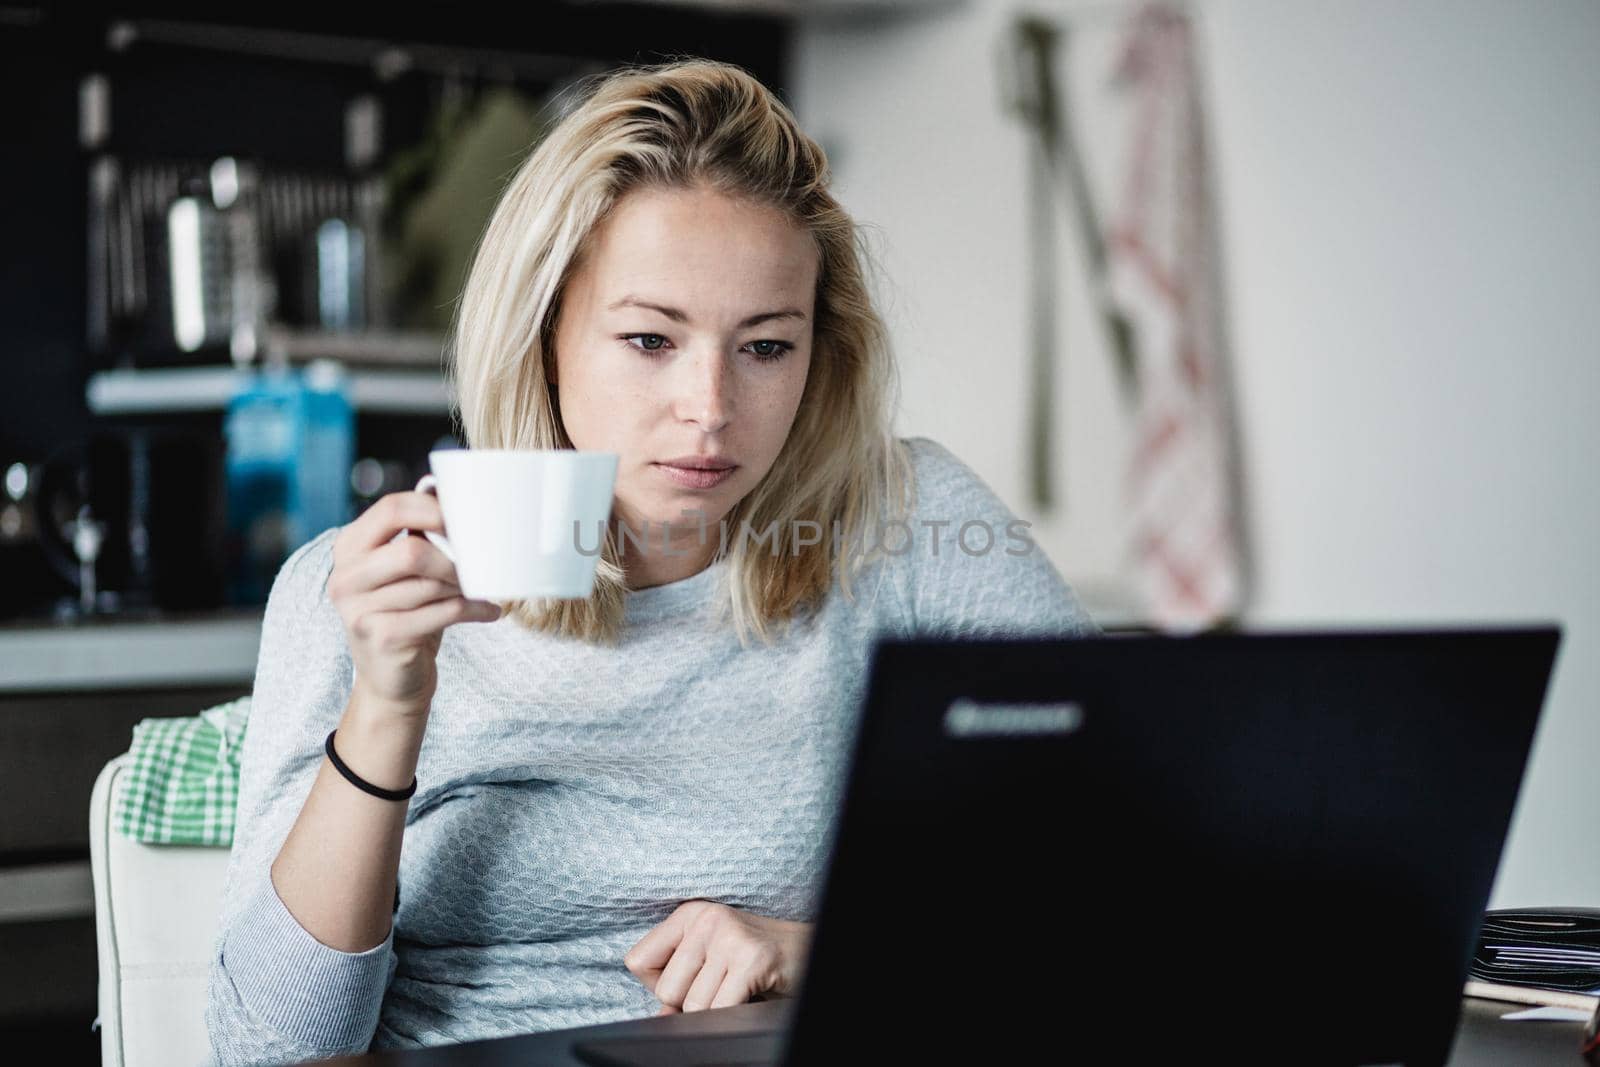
411;474;456;564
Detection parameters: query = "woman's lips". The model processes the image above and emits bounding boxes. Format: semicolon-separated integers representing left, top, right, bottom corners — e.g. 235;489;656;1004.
654;462;737;489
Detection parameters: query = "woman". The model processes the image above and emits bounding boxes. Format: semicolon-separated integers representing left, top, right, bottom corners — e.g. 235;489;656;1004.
205;59;1097;1065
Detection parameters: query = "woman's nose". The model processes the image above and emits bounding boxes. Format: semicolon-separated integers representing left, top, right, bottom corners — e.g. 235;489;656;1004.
673;346;733;433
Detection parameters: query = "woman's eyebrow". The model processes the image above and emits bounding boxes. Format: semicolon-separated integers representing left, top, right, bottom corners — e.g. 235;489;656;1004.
606;296;807;329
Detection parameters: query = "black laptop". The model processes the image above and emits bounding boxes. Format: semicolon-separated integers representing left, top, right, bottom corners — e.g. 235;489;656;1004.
575;626;1561;1067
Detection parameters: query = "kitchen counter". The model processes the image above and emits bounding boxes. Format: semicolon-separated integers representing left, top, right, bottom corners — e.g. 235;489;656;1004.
0;609;265;1027
0;609;264;692
0;607;266;990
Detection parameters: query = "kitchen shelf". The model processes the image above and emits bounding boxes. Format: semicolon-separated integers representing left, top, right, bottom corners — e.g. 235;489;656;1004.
86;362;451;416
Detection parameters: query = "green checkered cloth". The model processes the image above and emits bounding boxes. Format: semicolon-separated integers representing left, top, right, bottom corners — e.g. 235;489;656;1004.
115;695;251;846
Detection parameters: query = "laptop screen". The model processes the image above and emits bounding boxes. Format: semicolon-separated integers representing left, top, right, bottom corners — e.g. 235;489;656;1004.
781;627;1560;1065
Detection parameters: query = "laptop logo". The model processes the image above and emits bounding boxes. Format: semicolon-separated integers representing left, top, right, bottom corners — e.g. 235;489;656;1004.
943;698;1085;738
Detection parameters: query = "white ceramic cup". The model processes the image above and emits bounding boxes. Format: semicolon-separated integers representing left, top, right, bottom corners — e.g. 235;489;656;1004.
412;448;619;600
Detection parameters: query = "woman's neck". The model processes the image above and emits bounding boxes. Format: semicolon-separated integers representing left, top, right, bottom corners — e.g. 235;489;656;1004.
621;529;722;590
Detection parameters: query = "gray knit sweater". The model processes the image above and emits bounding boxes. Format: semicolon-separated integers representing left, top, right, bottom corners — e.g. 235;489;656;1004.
204;436;1098;1066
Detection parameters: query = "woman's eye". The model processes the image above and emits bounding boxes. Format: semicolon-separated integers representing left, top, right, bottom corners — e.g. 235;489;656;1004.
623;333;668;352
746;339;793;361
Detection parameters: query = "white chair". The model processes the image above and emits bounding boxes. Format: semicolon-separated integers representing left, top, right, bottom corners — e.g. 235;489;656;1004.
89;752;232;1067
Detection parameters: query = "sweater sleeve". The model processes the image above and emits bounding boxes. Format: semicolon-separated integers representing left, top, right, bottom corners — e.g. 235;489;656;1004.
892;436;1101;640
204;527;400;1066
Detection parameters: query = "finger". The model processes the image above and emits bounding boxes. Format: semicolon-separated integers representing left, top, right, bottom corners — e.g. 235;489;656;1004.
681;959;727;1013
341;570;501;640
709;970;754;1010
334;535;460;599
349;575;464;616
341;492;447;553
655;1004;680;1017
361;596;500;644
625;911;695;981
652;937;709;1012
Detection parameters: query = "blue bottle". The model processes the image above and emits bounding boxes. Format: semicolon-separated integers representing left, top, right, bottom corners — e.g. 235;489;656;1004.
224;360;353;604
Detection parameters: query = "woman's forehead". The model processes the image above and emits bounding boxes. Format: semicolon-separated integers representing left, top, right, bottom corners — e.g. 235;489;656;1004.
576;189;819;318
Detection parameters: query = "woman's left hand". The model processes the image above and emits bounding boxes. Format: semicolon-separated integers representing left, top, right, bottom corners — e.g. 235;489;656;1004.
624;899;812;1014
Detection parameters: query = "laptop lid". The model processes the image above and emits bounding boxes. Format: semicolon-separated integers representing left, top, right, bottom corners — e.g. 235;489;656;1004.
777;627;1561;1066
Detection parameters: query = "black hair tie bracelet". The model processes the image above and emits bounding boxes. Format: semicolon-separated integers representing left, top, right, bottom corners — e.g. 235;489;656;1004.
325;729;418;801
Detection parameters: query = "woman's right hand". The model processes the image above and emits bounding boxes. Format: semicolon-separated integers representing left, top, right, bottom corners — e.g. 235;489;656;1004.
328;489;502;717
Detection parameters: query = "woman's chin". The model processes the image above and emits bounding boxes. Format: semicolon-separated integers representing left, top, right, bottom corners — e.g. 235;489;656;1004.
613;497;732;541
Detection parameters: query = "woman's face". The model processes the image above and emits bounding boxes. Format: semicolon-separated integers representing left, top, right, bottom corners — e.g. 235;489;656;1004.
552;184;817;557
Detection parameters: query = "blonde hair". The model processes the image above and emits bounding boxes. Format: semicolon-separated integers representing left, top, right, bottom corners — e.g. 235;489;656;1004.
446;58;912;647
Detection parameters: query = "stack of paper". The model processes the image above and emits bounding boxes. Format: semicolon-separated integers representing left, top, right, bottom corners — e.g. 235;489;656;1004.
1467;909;1600;1012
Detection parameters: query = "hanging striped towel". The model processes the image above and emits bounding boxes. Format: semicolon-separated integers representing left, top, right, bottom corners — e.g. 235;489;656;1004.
1105;4;1250;631
114;695;251;846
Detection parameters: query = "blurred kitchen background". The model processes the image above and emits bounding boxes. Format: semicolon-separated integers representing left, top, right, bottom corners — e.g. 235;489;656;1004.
0;0;1596;1059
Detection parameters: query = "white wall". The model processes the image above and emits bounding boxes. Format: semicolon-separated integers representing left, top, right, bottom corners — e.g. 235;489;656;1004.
794;0;1600;907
